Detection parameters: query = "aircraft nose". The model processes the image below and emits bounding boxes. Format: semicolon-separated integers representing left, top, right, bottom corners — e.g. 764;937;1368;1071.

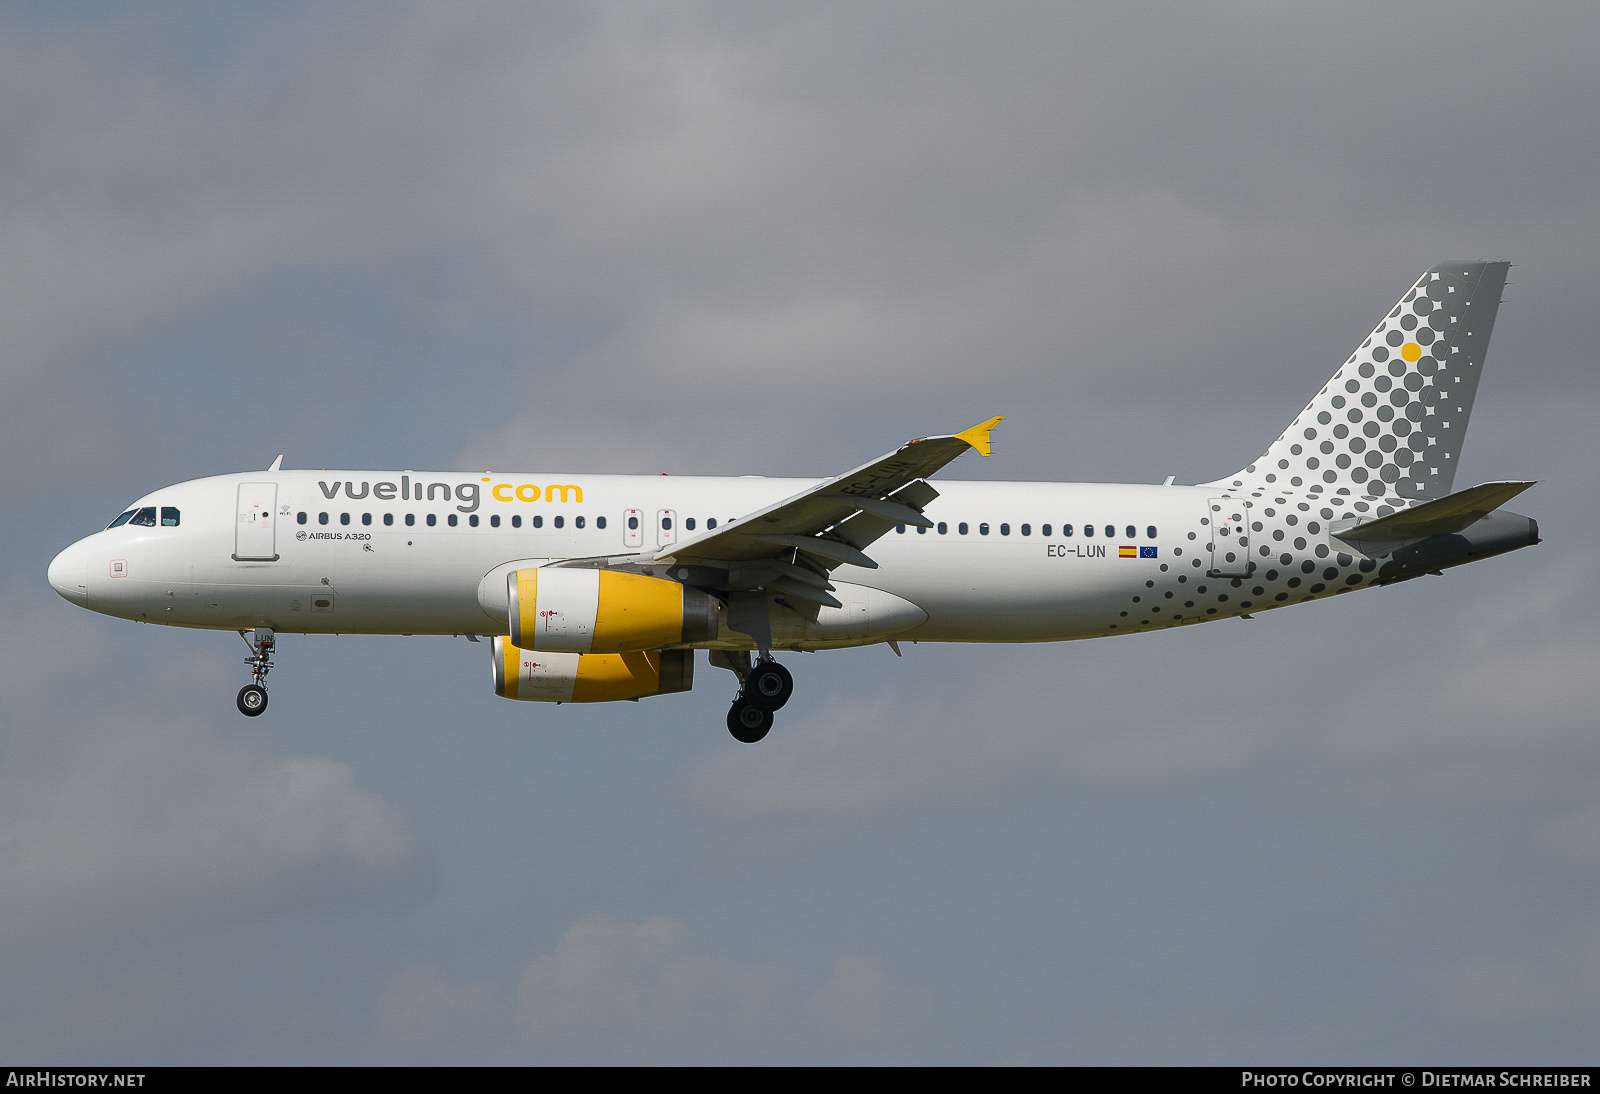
48;540;90;606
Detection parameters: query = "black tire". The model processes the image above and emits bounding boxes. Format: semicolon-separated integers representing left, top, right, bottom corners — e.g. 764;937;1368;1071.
727;699;773;743
745;661;793;711
237;684;268;717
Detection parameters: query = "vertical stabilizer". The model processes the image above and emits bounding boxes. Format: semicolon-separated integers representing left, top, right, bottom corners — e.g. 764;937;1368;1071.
1206;262;1509;504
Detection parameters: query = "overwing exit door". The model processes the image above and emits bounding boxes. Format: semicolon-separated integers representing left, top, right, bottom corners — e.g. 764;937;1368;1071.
234;483;279;561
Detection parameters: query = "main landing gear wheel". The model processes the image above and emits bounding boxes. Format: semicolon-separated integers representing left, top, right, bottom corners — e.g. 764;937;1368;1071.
746;661;793;711
727;699;774;744
237;684;268;717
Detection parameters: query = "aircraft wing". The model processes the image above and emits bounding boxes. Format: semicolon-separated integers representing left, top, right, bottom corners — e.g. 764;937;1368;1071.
649;416;1002;604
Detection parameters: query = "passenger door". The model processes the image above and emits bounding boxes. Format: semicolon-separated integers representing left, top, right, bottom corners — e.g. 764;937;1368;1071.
1207;497;1252;578
234;483;279;562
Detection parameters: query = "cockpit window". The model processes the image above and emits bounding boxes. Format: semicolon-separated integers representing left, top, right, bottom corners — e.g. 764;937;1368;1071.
161;507;180;527
108;510;137;529
128;507;157;527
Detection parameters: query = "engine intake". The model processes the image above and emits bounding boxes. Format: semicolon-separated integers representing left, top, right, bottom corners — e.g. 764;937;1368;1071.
507;567;719;653
492;637;694;703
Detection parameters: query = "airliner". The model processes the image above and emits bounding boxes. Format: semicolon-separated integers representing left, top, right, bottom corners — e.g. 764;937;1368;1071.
47;262;1538;742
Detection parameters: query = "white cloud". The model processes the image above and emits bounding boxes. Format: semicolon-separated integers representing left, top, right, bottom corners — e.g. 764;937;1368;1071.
0;724;427;938
516;912;777;1041
0;585;428;939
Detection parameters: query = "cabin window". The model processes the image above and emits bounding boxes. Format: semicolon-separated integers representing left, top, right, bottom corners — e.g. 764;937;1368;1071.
1021;524;1030;536
917;525;927;534
340;513;350;526
1061;524;1072;536
469;515;479;527
896;525;906;534
1083;524;1093;537
707;518;717;529
661;517;672;531
554;516;564;529
596;516;607;529
1125;525;1136;538
958;522;969;535
362;513;372;526
1147;525;1158;539
384;514;394;526
999;523;1010;536
937;522;947;534
426;514;437;527
979;523;990;536
1104;525;1114;537
296;512;307;525
490;515;500;528
405;514;415;526
628;515;639;530
686;518;696;531
447;514;458;527
1041;524;1051;536
576;516;586;529
532;516;543;528
318;512;329;525
161;507;180;527
511;515;522;528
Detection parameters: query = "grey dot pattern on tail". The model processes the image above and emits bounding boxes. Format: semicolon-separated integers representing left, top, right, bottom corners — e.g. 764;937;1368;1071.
1206;261;1510;507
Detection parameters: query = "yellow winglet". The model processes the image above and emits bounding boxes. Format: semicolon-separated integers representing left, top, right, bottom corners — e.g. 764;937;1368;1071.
955;415;1005;456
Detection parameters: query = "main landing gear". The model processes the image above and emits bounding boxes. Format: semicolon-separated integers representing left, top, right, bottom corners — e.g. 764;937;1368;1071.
714;652;793;744
236;628;275;717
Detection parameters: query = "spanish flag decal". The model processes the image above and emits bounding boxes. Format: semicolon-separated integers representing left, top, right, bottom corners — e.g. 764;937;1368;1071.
1119;545;1137;558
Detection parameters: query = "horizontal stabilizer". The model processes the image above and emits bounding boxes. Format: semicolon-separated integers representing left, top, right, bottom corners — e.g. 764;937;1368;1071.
1332;481;1535;543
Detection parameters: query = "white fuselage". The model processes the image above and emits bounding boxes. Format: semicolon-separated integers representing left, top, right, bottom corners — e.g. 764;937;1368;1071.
46;468;1368;647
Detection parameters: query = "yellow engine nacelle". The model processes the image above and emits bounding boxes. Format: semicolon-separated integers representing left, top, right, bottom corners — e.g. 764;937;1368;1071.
507;568;719;654
491;637;694;703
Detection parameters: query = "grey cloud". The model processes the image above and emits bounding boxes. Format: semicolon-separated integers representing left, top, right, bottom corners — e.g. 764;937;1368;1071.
4;0;1599;1063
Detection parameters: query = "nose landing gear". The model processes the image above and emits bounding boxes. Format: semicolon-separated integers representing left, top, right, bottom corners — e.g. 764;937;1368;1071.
236;628;275;717
711;651;793;743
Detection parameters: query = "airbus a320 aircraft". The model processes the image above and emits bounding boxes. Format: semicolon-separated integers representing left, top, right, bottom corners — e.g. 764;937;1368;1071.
48;262;1538;742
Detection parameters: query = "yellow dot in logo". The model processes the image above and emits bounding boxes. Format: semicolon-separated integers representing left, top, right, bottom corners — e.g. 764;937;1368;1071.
1401;342;1422;362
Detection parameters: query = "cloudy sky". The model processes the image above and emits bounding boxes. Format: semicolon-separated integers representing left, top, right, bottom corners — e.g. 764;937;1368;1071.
4;0;1598;1063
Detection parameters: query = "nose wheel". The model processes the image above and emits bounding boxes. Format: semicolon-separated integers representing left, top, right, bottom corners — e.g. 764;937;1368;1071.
236;628;276;718
237;684;268;717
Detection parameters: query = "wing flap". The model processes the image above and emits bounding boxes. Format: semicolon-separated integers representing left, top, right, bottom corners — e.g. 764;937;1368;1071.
659;417;1001;567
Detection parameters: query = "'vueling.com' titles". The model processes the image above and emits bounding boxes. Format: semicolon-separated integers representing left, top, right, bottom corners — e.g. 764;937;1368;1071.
316;477;583;513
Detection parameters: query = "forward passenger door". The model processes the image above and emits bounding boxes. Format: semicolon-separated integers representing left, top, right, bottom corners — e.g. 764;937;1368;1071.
234;483;279;562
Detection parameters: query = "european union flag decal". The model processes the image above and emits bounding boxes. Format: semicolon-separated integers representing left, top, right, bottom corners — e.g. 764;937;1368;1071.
1139;546;1158;559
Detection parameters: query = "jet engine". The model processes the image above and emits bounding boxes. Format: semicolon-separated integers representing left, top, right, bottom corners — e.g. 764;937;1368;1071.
491;637;694;703
507;567;719;654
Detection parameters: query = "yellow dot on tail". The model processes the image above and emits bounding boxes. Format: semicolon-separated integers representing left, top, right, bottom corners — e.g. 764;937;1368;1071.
1401;342;1422;362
